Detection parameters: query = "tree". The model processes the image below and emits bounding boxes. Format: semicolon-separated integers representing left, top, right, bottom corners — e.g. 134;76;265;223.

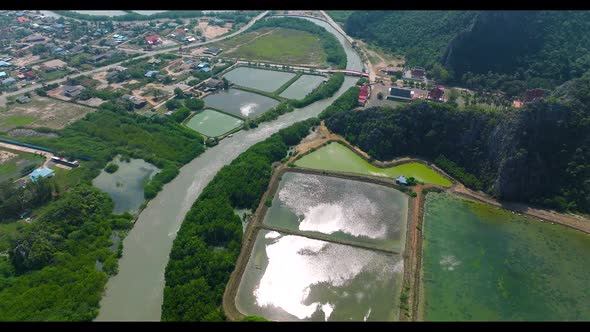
185;98;204;111
165;99;182;110
377;92;384;100
174;87;185;99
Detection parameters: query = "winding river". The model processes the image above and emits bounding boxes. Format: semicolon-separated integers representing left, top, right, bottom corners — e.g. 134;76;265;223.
95;15;363;321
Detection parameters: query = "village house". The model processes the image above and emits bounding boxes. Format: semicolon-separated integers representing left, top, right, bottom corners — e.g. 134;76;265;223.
24;33;45;43
411;67;426;79
426;86;445;102
203;47;223;56
121;94;147;108
16;96;30;104
524;88;546;103
147;58;161;65
23;71;36;80
62;84;85;98
0;71;6;78
358;84;369;106
145;70;158;78
0;61;12;67
145;34;162;45
2;77;16;86
388;87;415;102
29;167;54;182
395;176;408;185
16;16;29;24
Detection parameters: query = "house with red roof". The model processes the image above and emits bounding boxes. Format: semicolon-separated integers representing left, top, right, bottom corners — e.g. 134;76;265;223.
426;86;445;102
358;84;370;106
523;88;546;103
16;17;29;24
23;71;37;80
145;34;162;45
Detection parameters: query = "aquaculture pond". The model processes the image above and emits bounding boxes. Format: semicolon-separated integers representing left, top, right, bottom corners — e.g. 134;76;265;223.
235;229;403;321
185;109;243;137
264;172;408;250
295;142;452;186
92;157;159;215
203;88;279;119
421;192;590;321
223;67;296;92
279;74;326;100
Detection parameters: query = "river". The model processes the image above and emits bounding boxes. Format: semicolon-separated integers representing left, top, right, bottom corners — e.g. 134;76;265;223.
95;15;362;321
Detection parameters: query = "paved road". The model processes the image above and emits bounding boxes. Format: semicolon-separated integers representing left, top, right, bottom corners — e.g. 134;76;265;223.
0;11;269;106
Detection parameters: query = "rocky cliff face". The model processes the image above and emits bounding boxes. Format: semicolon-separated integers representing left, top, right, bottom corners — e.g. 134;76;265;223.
442;11;543;76
325;75;590;212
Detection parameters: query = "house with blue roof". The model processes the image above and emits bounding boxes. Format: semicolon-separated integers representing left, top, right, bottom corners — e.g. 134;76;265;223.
145;70;158;78
395;176;408;185
200;67;211;73
29;167;54;182
2;77;16;86
0;61;11;67
0;72;6;78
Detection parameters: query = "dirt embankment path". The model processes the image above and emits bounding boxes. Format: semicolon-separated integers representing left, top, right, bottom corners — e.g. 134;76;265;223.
0;142;54;168
450;184;590;235
223;123;590;322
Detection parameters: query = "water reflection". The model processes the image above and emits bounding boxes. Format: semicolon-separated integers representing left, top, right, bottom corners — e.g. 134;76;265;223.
237;230;403;321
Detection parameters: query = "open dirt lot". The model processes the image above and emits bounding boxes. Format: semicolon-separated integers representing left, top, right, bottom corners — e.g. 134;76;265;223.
0;96;96;131
0;150;17;164
198;21;232;39
11;54;41;67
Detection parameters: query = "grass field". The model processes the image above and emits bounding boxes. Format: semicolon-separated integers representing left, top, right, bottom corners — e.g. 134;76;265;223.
0;222;20;252
219;28;327;66
37;69;71;81
0;147;45;183
3;116;36;128
0;96;96;131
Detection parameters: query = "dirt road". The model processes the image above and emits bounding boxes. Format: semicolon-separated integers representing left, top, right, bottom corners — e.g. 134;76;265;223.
0;11;269;106
0;141;54;167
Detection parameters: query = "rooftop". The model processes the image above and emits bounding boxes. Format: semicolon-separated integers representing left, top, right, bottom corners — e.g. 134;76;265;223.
30;167;54;182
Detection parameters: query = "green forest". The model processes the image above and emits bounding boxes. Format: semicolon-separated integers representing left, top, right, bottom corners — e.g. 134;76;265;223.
344;11;477;75
343;11;590;92
0;102;207;320
161;118;319;321
251;17;347;69
325;72;590;213
17;102;205;199
0;185;134;320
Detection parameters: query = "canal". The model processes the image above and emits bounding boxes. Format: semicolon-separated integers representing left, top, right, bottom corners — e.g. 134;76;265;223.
95;15;363;321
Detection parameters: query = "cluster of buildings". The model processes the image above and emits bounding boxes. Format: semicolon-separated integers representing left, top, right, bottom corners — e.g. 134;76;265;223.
358;84;369;106
169;28;198;43
387;86;446;103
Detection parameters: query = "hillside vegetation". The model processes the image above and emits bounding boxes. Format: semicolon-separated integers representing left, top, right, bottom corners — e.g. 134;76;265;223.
344;11;590;92
325;72;590;214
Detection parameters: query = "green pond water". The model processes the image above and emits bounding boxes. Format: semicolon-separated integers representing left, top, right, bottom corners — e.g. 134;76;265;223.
185;109;243;137
92;157;159;215
295;142;452;186
279;74;326;100
421;192;590;321
203;88;279;119
264;172;408;250
223;67;296;92
235;229;403;321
